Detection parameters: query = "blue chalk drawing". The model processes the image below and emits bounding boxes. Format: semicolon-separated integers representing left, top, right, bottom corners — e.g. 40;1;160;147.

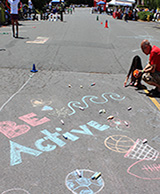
71;125;93;136
35;137;56;152
68;92;125;116
87;121;110;131
41;130;66;147
41;106;53;111
62;132;79;141
65;169;104;194
10;141;42;166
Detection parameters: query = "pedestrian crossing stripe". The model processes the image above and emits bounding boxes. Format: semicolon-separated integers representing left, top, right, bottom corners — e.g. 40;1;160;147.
144;89;160;111
26;37;49;44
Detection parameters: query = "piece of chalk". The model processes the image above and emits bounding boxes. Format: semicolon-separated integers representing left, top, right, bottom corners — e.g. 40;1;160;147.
143;139;147;144
63;135;68;139
107;115;114;120
68;84;72;88
80;85;83;88
76;169;81;177
61;120;64;125
91;172;99;180
79;107;84;110
99;109;103;114
91;82;95;86
95;172;101;180
102;109;106;113
124;121;128;126
128;107;132;111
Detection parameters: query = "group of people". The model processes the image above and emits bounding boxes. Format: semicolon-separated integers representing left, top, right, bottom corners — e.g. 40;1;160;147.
124;40;160;97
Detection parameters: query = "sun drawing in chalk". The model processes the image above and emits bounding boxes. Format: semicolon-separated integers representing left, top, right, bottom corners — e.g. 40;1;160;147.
65;169;104;194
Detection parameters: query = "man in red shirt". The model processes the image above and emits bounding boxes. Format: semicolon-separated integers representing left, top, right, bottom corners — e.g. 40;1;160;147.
139;39;160;96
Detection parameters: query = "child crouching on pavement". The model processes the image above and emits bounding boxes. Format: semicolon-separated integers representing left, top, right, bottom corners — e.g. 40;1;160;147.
124;55;143;87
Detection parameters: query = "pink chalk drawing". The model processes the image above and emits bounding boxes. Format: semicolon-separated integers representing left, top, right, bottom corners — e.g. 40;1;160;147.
19;112;50;127
0;121;30;139
107;118;130;131
127;157;160;180
124;139;159;161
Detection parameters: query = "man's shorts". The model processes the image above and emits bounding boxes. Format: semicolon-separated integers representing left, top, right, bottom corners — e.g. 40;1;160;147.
142;71;160;85
11;14;19;21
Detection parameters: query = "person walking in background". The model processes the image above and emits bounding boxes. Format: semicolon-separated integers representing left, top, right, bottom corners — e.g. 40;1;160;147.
124;55;143;87
28;0;32;19
8;0;20;38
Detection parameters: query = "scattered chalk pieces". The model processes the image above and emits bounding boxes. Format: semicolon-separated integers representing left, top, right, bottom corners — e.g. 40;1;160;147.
76;169;81;177
79;107;84;111
91;172;101;180
107;115;114;120
80;85;83;88
128;107;132;111
91;82;95;86
143;139;147;144
63;135;68;139
124;121;129;126
68;84;72;88
61;120;64;125
99;109;103;114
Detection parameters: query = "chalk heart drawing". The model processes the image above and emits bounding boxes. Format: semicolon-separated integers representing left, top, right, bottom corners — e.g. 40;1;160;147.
68;92;125;116
104;135;135;153
65;169;104;194
0;121;30;139
31;99;52;107
1;188;30;194
107;118;130;131
127;157;160;180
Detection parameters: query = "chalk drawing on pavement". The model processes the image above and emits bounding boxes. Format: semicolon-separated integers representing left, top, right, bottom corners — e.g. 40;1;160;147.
31;99;52;107
152;135;160;144
48;107;69;118
104;135;135;153
41;106;53;111
127;157;160;180
26;37;49;44
65;169;104;194
68;92;125;116
1;188;30;194
107;118;130;132
0;121;30;139
124;139;159;161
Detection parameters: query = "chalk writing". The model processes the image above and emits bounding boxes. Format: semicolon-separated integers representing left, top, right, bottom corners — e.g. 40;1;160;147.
0;121;30;139
65;169;104;194
68;92;125;115
19;112;50;127
9;120;113;166
104;135;135;153
127;157;160;180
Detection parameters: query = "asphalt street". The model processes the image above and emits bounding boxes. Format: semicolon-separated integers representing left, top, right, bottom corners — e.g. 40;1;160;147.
0;8;160;194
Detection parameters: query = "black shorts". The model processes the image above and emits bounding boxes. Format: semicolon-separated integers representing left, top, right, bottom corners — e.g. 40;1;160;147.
11;14;19;21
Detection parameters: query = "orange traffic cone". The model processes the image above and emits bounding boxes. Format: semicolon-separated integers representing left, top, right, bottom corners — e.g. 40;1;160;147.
104;20;108;28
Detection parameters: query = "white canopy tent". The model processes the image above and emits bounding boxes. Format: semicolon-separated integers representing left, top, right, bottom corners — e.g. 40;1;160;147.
108;0;135;6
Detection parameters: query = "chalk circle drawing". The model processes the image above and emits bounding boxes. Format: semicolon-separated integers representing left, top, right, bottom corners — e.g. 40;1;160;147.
124;139;159;161
107;118;130;132
68;92;125;116
127;157;160;180
65;169;104;194
1;188;30;194
31;99;52;107
48;107;69;118
104;135;135;153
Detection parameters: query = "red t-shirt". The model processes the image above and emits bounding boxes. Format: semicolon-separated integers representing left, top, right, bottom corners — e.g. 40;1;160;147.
149;45;160;72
